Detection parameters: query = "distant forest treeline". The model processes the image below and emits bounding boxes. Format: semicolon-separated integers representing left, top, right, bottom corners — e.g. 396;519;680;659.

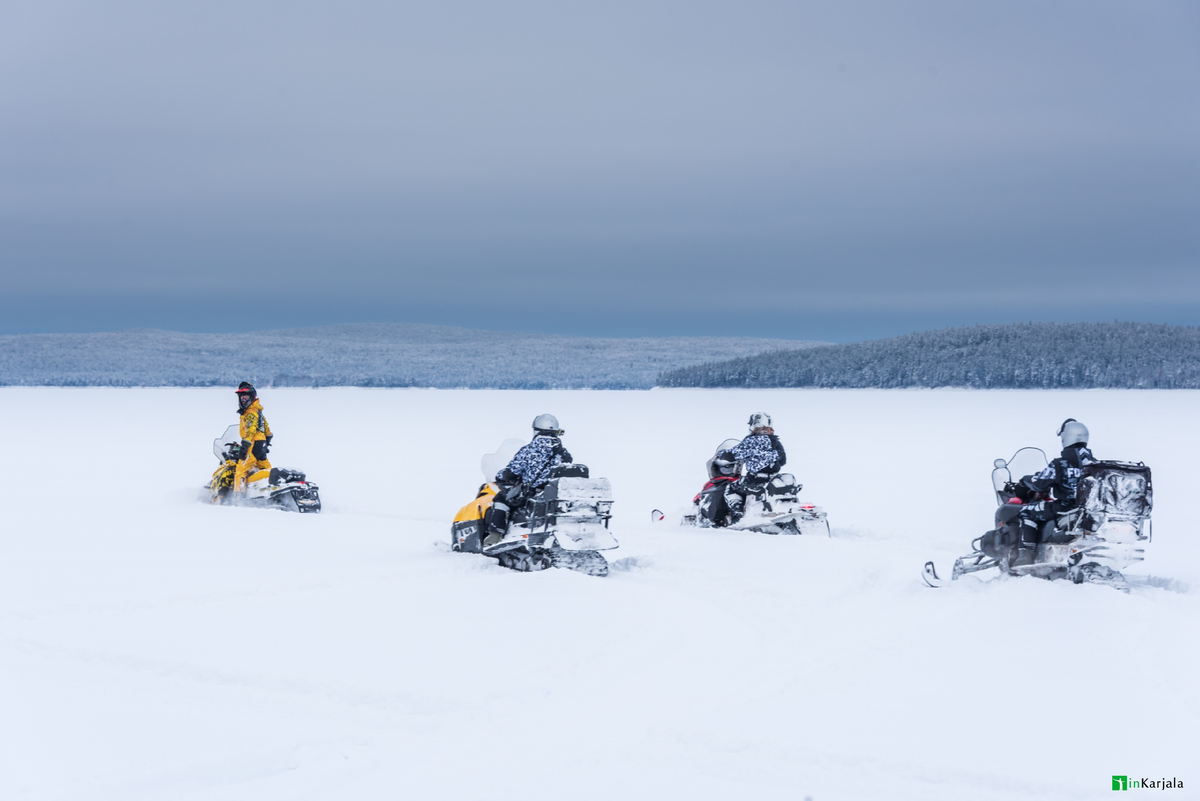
0;324;817;390
656;323;1200;389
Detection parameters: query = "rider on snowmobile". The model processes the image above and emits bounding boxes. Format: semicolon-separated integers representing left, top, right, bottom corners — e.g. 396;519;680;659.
483;414;573;546
234;382;273;493
718;413;787;524
1008;418;1095;563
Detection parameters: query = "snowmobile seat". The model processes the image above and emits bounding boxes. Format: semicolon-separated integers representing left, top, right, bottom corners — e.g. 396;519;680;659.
1041;520;1074;544
269;468;306;485
766;474;800;497
548;463;589;479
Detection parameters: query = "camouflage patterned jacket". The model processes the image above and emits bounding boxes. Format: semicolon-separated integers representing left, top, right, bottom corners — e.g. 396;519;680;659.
496;435;573;488
724;433;786;476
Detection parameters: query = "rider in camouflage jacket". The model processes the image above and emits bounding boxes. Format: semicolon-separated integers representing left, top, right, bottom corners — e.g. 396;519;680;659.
719;417;787;524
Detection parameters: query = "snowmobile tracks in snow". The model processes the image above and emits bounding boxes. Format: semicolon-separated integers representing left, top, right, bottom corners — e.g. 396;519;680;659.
492;547;609;577
550;548;610;577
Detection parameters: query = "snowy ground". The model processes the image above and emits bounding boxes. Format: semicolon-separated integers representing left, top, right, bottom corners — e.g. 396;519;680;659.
1;388;1196;800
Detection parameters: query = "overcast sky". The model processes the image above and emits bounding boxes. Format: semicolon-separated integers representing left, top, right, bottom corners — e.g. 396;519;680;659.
1;0;1197;340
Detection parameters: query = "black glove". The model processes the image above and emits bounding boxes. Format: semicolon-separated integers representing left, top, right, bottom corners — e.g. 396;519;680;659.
1021;476;1045;494
1003;481;1033;502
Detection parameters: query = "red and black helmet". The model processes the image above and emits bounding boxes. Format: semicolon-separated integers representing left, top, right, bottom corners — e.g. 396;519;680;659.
235;382;256;412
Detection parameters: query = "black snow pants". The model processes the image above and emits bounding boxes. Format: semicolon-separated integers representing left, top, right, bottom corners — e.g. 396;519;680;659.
487;483;528;537
724;474;771;523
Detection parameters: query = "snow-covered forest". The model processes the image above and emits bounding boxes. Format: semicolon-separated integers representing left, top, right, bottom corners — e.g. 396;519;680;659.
657;322;1200;389
0;324;817;389
8;322;1197;390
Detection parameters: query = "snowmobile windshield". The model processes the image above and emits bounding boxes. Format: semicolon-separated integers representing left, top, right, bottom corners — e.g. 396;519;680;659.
992;447;1048;501
214;424;241;462
706;439;744;479
714;438;741;456
481;439;525;481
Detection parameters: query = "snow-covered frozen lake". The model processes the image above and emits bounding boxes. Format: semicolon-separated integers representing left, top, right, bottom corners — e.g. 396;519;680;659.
1;388;1196;800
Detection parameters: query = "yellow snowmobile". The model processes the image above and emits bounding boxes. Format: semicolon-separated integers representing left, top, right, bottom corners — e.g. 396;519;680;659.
451;440;617;576
209;424;322;513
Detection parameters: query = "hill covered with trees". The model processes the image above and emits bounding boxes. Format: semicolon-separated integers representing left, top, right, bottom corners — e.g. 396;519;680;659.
656;322;1200;389
0;324;819;389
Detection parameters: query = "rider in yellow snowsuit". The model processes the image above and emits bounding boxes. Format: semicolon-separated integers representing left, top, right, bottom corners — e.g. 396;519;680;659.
234;382;272;492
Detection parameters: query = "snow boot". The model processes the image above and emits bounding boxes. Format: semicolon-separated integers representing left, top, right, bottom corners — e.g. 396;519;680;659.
484;503;509;547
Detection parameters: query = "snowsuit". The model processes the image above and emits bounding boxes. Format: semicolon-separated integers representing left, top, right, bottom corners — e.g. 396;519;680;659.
234;398;273;491
1013;444;1096;551
1024;444;1096;513
720;432;787;523
487;435;573;538
1017;443;1094;520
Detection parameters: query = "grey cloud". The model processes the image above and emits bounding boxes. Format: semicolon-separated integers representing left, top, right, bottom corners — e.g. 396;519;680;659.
0;1;1197;336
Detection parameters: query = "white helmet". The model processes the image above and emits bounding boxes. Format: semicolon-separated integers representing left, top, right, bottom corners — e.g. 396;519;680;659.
748;412;772;430
1057;418;1089;449
532;413;563;435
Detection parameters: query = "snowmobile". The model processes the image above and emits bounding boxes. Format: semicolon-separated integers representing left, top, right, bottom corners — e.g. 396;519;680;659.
680;439;830;536
923;447;1151;590
208;424;322;513
451;442;618;577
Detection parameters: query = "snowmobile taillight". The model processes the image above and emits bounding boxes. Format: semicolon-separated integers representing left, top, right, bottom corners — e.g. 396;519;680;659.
802;504;814;509
1007;497;1022;504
